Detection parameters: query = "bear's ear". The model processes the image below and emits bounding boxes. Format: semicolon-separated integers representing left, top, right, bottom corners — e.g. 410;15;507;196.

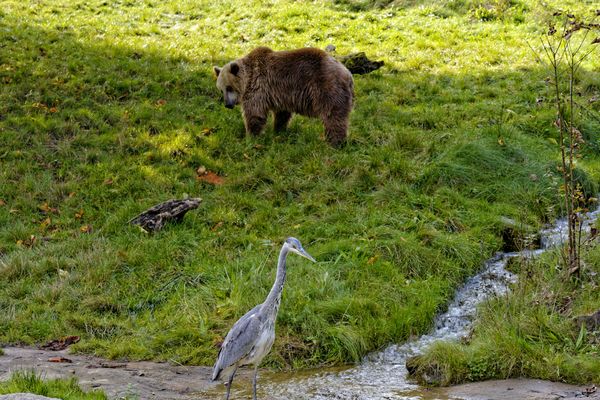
230;62;239;76
213;66;221;77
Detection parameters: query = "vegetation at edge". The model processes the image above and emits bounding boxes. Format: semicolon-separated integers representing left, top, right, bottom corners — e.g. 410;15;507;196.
0;371;111;400
0;0;599;373
411;244;600;385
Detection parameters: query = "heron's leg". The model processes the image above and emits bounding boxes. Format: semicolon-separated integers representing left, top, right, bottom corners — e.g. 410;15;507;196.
252;365;259;400
225;367;237;400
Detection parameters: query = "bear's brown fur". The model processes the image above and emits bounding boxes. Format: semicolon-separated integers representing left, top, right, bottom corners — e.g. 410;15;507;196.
214;47;354;146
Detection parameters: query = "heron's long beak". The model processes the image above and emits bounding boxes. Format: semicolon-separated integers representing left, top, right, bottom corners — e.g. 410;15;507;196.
292;248;316;263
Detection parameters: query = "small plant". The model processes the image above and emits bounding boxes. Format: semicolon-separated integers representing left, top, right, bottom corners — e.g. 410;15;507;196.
533;9;600;276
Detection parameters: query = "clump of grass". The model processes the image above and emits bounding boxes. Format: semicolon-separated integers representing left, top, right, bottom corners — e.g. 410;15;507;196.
0;371;109;400
411;245;600;385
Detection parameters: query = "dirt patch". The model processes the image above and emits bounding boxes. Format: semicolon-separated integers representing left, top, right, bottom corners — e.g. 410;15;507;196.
0;347;230;399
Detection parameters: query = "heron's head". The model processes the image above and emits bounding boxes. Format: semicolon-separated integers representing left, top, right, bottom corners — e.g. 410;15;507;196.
284;237;316;262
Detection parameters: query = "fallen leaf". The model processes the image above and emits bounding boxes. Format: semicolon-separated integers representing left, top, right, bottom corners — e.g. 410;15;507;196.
0;199;5;206
103;178;113;185
49;107;58;113
38;202;58;214
196;166;207;175
197;171;224;185
80;225;92;233
75;209;84;219
367;255;379;265
40;217;52;228
48;356;72;363
211;221;224;231
156;99;167;107
497;136;505;146
16;235;36;247
201;127;214;136
68;192;76;198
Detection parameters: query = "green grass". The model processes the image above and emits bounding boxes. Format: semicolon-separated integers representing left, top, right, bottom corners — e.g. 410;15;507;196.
410;244;600;385
0;0;599;372
0;371;108;400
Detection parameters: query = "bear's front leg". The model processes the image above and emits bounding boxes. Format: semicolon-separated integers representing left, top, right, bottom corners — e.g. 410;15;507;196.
273;111;292;132
243;105;267;136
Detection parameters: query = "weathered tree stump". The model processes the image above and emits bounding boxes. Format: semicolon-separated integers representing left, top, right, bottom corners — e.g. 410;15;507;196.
325;46;384;75
339;52;385;75
129;198;202;232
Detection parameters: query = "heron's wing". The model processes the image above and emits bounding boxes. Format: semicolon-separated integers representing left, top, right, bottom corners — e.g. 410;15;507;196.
212;303;263;380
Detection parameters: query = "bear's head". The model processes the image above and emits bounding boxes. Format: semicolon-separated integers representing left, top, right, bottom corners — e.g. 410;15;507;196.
213;62;243;109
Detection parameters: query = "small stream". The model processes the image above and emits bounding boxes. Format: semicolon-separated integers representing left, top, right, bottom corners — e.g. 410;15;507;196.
211;207;600;400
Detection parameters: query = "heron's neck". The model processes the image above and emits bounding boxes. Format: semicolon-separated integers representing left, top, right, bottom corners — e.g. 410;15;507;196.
262;246;288;316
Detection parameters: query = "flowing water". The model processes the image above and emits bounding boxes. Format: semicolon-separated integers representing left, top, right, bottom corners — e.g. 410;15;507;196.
206;207;600;400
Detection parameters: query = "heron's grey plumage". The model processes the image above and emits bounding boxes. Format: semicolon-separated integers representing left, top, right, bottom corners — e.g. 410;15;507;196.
212;237;315;400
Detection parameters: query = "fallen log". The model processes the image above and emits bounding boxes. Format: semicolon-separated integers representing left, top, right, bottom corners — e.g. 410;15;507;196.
129;198;202;232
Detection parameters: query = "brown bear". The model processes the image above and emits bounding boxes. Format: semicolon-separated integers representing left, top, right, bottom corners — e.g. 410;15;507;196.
213;47;354;146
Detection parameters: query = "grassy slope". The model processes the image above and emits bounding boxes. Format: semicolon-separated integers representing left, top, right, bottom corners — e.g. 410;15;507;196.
0;0;599;369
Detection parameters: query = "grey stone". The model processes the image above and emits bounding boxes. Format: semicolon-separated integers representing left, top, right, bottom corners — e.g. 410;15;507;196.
0;395;62;400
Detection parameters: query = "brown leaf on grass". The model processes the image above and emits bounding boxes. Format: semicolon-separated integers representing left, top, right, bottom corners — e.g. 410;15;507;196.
38;202;58;214
16;235;36;247
49;107;58;113
80;225;92;233
196;166;224;185
156;99;167;107
103;178;113;185
40;217;52;228
197;171;224;185
48;356;72;363
211;221;224;231
367;255;379;265
41;335;80;351
75;209;84;219
201;127;215;136
0;199;5;206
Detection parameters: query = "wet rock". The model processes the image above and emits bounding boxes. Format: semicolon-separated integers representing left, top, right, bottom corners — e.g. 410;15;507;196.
499;216;540;252
441;379;600;400
0;395;61;400
405;355;421;376
575;310;600;331
404;355;445;386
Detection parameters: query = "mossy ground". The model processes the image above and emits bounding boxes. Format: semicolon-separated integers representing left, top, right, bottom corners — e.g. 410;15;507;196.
0;0;599;374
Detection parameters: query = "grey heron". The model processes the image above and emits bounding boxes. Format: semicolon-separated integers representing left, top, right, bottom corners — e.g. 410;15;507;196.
212;237;315;400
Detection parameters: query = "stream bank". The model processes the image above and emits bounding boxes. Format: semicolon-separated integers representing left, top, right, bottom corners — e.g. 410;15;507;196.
1;347;598;400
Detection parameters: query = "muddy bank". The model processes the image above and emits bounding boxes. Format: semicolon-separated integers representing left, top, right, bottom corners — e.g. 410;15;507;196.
1;347;598;400
0;347;221;399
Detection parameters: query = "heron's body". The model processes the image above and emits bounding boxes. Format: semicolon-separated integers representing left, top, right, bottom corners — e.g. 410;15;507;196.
212;237;314;400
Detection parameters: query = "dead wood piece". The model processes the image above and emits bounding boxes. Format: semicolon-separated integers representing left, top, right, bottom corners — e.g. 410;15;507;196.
129;198;202;232
40;335;80;351
339;52;384;75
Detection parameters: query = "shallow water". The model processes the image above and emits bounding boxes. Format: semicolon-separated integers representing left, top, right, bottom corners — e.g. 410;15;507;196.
205;209;599;400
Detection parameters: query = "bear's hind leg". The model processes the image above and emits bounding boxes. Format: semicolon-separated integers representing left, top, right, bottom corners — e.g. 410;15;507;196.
323;114;348;147
273;111;292;133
